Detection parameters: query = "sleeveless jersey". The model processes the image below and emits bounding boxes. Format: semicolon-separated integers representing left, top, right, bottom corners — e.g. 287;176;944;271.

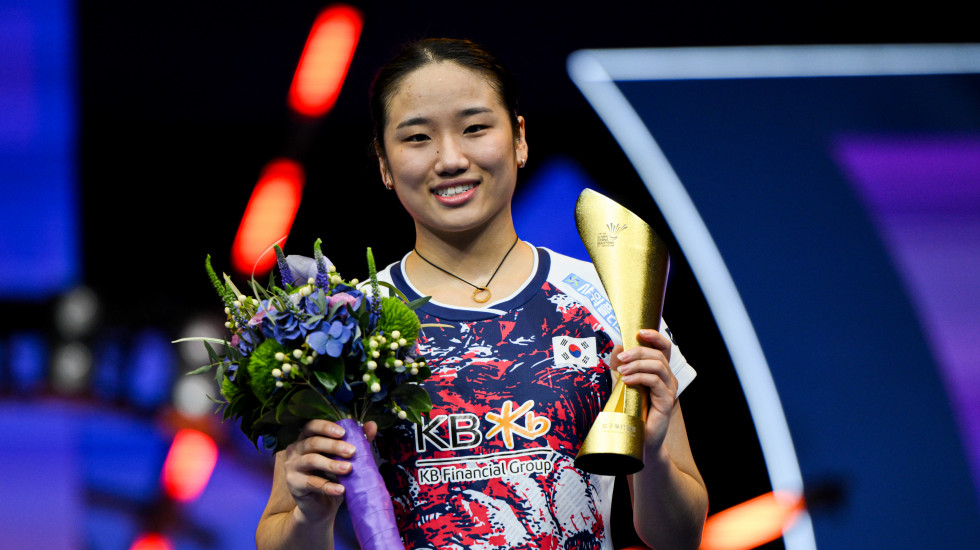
375;246;696;549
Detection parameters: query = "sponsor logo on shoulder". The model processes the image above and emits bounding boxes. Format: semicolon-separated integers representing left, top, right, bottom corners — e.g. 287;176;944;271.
561;273;620;331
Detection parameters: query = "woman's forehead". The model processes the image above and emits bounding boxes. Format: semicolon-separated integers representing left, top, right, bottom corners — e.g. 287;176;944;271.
388;62;500;114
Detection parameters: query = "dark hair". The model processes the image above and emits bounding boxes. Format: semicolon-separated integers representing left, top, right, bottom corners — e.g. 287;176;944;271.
369;38;520;161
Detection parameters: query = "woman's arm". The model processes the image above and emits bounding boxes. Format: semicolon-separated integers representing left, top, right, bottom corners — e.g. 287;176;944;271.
613;329;708;550
255;419;377;550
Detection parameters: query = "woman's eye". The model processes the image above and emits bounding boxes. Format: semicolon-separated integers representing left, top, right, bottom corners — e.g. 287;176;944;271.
464;124;488;134
405;133;429;143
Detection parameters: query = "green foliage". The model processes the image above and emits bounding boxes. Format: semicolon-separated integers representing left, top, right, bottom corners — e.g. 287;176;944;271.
378;296;421;343
247;340;286;401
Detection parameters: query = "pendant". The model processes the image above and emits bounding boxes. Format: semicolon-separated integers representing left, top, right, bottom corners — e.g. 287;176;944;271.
472;287;491;303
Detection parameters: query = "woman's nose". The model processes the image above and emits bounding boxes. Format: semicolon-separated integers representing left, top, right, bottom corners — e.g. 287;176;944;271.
433;136;469;176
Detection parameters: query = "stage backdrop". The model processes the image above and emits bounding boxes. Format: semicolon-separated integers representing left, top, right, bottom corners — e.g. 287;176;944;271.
569;44;980;549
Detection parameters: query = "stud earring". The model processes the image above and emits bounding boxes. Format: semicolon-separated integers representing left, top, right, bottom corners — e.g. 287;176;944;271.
519;159;526;168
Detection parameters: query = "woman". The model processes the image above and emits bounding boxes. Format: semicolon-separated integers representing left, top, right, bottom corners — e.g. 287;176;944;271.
256;38;707;550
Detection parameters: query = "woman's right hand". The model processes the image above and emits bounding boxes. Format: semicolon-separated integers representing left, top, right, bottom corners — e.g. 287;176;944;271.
280;419;379;525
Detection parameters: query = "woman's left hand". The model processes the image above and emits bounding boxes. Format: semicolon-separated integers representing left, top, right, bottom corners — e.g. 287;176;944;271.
609;328;678;453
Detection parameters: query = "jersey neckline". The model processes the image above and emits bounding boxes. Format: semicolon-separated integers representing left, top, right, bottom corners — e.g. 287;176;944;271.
389;245;551;321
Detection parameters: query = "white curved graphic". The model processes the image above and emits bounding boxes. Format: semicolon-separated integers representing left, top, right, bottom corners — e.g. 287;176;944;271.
568;43;980;550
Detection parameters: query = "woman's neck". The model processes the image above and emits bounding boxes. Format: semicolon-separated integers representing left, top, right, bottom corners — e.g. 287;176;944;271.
407;220;534;307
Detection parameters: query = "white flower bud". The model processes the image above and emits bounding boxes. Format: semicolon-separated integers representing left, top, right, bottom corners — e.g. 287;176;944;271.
397;410;407;420
372;350;380;358
272;368;282;378
410;367;419;375
394;359;403;368
292;349;302;359
390;342;399;351
224;321;232;328
363;373;371;382
238;295;246;302
224;307;230;315
328;265;336;273
275;380;284;388
391;330;401;339
398;338;407;347
330;275;342;285
369;339;378;349
275;352;285;361
308;277;315;285
233;300;241;308
367;360;377;371
370;382;381;393
351;278;359;285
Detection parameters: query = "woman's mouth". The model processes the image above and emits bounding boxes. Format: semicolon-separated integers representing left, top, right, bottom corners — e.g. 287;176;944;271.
434;183;477;197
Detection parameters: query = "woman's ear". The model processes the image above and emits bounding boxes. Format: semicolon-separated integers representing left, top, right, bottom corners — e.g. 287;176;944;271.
515;115;528;168
376;144;394;190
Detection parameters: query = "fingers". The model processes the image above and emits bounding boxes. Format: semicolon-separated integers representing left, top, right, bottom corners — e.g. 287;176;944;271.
615;329;677;401
364;420;379;442
284;419;365;500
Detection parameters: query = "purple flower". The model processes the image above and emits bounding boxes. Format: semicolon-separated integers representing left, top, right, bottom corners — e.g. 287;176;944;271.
307;318;354;357
262;310;302;343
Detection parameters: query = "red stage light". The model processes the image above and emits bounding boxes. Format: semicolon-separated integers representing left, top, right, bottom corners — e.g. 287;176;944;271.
130;533;173;550
288;4;363;117
231;159;305;276
699;491;805;550
161;428;219;503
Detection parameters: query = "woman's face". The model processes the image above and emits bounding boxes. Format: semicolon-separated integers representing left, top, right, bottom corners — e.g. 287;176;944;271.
380;61;527;237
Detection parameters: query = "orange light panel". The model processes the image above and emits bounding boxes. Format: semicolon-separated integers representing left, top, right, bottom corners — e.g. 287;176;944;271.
700;491;805;550
161;429;219;503
231;159;305;276
130;533;173;550
288;4;363;117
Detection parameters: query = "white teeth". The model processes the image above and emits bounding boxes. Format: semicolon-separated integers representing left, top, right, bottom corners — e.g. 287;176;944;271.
436;183;475;197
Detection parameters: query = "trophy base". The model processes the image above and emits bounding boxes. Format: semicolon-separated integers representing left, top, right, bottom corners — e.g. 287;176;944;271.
574;411;646;476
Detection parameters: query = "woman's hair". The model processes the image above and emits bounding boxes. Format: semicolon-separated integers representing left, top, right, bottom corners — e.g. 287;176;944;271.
369;38;520;160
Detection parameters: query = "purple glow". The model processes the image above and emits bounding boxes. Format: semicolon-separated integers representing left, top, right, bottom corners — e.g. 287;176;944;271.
834;134;980;496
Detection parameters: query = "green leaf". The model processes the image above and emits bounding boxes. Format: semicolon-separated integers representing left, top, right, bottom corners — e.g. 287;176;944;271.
405;296;432;311
224;273;245;301
377;281;410;303
287;388;337;420
203;341;221;366
390;384;432;425
186;363;215;376
313;358;344;393
171;337;227;345
363;410;396;431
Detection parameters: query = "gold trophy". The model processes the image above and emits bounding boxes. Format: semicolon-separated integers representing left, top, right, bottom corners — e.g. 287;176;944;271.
573;189;670;475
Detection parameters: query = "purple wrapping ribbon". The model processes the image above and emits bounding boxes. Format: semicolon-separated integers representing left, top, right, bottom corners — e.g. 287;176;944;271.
336;418;404;550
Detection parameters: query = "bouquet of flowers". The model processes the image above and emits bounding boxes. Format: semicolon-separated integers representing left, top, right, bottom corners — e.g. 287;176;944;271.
180;239;432;549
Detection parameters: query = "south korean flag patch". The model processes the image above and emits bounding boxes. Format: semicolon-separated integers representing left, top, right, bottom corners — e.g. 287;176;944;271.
552;336;599;368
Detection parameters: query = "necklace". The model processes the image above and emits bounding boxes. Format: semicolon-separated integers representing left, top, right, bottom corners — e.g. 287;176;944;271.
414;237;520;304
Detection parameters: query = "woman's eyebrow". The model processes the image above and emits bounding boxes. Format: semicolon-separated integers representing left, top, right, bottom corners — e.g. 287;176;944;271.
459;106;493;118
395;116;428;130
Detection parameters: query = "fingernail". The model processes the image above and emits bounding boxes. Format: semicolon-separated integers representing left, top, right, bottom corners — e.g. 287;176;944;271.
617;351;628;362
344;445;356;457
332;427;345;438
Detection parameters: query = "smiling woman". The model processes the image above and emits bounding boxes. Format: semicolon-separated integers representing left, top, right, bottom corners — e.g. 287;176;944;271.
255;38;708;550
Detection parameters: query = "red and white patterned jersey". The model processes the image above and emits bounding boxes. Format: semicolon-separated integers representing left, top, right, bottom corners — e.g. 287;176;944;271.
376;246;695;549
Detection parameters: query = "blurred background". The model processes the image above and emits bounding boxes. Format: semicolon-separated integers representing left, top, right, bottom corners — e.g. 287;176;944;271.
2;1;978;549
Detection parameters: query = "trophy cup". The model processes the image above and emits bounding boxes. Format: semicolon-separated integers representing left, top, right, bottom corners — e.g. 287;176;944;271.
573;189;670;476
